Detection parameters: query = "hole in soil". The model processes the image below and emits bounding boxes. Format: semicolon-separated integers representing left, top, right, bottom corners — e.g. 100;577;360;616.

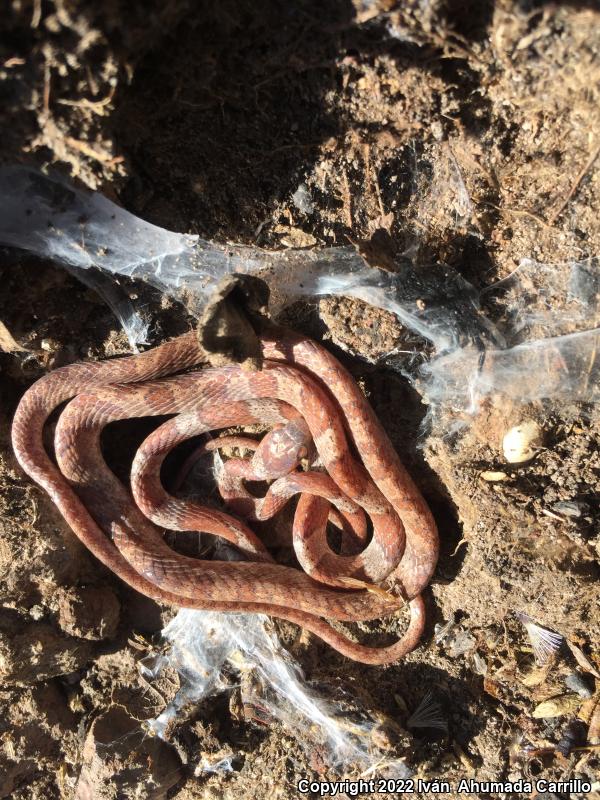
102;415;172;485
360;361;466;586
442;0;495;43
113;0;362;238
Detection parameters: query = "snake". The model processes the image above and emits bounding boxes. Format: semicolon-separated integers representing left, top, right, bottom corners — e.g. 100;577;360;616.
11;325;438;664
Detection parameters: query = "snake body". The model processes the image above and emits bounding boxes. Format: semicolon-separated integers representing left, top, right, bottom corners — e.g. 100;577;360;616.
12;327;438;664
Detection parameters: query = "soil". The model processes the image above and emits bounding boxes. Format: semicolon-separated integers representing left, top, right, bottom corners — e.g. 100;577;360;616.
1;1;599;798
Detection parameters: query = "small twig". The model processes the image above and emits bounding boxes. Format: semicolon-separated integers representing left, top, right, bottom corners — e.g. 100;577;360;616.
580;334;598;396
450;538;468;557
43;62;51;118
64;136;124;166
483;201;552;229
365;143;386;219
31;0;42;28
547;142;600;225
57;86;116;115
541;507;565;522
341;167;353;228
29;496;38;526
4;56;26;68
85;63;99;97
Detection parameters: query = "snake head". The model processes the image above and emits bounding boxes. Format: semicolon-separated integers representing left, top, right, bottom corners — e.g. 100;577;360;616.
253;420;314;480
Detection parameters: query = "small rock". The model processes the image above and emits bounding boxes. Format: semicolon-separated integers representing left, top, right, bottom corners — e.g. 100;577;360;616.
29;605;45;620
57;586;120;640
291;183;314;214
40;338;58;352
472;652;488;676
370;718;412;752
0;617;95;685
274;224;317;248
551;500;589;519
434;613;456;643
445;629;476;658
564;672;593;698
75;707;181;800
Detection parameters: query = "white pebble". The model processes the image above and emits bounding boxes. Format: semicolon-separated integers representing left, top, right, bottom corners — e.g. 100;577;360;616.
502;420;543;463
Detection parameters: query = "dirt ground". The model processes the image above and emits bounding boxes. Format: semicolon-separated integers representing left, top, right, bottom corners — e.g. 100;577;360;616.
1;1;599;798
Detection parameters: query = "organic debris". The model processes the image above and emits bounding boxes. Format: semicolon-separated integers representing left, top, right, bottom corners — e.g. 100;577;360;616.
406;693;448;735
517;613;565;666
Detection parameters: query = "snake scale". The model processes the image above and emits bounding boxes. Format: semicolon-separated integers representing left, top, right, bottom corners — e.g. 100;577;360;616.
12;325;438;664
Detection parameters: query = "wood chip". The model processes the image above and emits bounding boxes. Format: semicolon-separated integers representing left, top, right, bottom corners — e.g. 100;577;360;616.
0;321;26;352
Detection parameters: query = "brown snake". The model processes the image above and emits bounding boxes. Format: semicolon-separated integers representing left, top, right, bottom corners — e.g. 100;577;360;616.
12;326;438;664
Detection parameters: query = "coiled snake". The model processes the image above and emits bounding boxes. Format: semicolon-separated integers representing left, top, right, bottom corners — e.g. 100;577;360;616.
12;326;438;664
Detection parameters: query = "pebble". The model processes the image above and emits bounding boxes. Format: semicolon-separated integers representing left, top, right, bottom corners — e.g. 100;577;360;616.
564;672;594;698
291;183;314;215
502;420;543;463
552;500;589;519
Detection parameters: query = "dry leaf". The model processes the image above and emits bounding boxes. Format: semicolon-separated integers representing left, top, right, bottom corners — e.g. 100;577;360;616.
578;696;600;745
532;694;581;718
520;665;550;687
567;641;600;679
394;693;408;713
483;677;502;699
